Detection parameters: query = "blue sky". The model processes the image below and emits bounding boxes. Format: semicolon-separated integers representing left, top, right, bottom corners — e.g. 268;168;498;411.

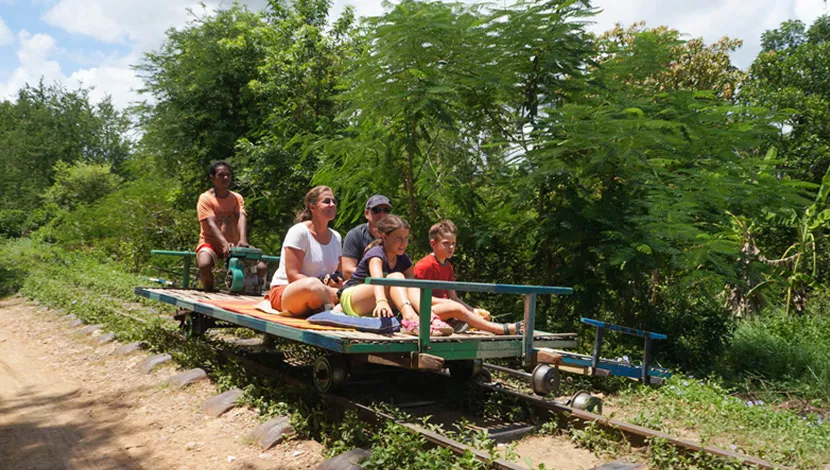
0;0;827;109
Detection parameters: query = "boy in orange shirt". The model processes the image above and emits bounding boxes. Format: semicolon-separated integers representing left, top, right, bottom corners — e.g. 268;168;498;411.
413;220;491;333
196;161;265;290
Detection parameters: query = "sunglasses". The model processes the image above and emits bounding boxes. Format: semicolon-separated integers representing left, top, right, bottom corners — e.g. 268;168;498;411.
320;197;338;205
371;207;392;214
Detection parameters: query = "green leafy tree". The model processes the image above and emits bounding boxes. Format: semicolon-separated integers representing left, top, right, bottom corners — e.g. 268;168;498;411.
513;27;809;365
0;82;131;214
238;0;357;241
44;160;123;209
136;1;356;249
315;0;595;234
598;22;745;100
743;15;830;185
135;5;271;205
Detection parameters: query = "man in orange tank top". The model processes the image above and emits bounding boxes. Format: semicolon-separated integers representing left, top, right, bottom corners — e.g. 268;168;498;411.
196;161;264;290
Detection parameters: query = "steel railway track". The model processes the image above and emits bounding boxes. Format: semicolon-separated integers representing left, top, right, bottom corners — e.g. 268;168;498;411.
69;303;783;469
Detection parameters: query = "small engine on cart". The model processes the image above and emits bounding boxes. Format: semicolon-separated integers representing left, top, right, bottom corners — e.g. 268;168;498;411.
225;247;266;295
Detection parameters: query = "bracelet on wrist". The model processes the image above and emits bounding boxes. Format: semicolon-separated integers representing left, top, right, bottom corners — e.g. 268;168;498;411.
376;298;388;305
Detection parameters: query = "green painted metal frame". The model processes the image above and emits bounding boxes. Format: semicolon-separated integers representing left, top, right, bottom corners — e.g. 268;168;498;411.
134;287;577;361
364;278;574;365
150;249;280;288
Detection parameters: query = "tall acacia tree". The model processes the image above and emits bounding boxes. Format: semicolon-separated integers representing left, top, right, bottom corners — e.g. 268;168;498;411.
315;0;595;232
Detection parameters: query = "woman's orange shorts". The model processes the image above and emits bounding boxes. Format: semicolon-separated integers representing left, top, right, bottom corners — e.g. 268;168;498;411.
267;284;288;312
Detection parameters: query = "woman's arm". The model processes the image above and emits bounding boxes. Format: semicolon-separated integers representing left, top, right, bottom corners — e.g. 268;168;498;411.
284;246;308;283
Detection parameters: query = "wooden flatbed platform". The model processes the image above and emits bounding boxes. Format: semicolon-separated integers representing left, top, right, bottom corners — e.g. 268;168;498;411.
135;287;578;360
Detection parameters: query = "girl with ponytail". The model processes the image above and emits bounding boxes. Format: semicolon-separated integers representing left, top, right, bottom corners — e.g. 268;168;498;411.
338;213;524;336
336;214;455;336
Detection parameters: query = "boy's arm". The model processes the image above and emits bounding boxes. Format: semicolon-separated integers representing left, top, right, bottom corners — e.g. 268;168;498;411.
448;290;473;311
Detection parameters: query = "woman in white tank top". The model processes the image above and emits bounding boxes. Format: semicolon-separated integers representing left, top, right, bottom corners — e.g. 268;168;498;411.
267;186;343;316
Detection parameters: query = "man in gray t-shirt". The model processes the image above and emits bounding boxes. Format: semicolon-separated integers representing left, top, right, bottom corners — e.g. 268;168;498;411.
341;194;393;279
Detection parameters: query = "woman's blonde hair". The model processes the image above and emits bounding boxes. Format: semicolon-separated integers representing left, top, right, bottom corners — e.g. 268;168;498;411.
364;214;411;252
296;185;334;222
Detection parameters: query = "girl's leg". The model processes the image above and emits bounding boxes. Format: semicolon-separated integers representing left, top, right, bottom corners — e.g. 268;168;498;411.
431;302;519;335
281;278;334;316
386;273;419;321
339;284;382;316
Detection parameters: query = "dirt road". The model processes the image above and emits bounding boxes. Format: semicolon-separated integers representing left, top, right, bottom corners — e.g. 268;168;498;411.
0;297;323;470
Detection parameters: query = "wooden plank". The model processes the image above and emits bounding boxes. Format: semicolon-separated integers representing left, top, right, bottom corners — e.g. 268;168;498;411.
135;287;578;359
416;353;445;370
534;348;563;365
365;278;573;295
135;287;346;353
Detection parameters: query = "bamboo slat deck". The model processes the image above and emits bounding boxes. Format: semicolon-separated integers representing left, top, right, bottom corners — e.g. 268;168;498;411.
135;287;578;359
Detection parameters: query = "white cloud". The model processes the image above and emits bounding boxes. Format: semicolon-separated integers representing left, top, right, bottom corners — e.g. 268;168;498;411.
589;0;827;68
42;0;267;47
0;16;13;47
0;29;142;110
0;30;62;99
67;57;144;110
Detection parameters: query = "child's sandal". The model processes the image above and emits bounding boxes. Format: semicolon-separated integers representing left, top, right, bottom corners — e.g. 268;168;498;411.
430;314;454;336
402;318;447;337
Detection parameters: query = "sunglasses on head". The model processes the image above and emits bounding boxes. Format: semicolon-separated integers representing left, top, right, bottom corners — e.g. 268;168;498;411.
371;207;391;214
320;197;338;205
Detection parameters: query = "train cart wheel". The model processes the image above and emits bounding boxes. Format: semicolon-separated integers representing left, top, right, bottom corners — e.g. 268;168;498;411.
180;312;209;339
571;391;603;414
448;359;483;381
313;355;349;394
476;368;493;384
530;364;560;396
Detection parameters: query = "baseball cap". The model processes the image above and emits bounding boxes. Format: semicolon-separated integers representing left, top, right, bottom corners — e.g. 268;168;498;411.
365;194;392;210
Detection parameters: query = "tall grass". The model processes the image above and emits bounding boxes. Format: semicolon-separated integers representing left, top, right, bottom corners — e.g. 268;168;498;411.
723;308;830;400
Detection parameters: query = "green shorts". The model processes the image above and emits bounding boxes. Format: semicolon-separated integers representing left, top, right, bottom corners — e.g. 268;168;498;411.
339;285;361;317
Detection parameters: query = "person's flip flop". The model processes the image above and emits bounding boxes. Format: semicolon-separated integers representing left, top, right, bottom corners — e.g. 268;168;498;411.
502;321;523;335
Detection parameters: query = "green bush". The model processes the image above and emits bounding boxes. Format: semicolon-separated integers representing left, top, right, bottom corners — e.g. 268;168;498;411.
44;160;122;208
39;176;194;269
723;309;830;399
0;209;28;237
